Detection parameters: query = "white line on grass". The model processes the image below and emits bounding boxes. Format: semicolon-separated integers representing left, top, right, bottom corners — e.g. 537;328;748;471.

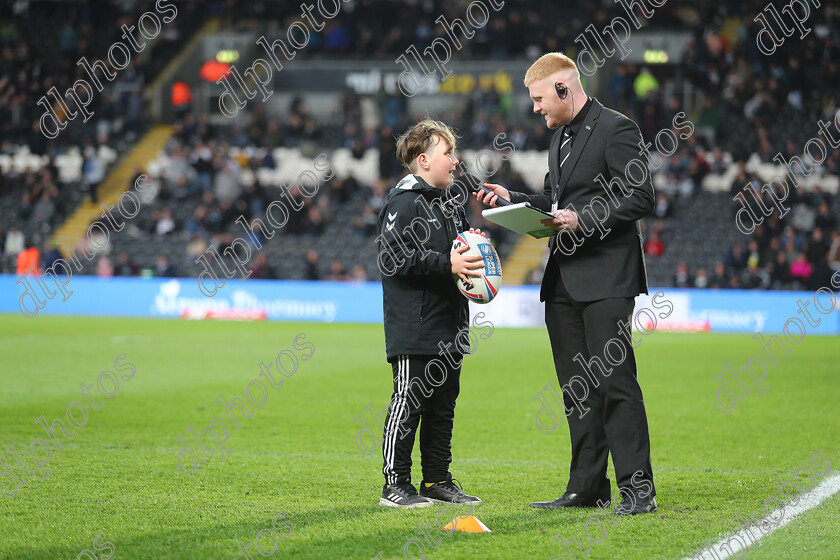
683;473;840;560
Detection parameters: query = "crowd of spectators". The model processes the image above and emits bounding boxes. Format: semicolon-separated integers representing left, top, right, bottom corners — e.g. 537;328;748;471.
0;0;204;149
665;187;839;291
1;0;839;288
216;0;687;61
129;96;517;279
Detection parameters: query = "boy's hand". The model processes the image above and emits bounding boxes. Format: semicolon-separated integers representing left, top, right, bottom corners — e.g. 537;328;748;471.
473;183;510;207
451;244;484;283
468;227;490;241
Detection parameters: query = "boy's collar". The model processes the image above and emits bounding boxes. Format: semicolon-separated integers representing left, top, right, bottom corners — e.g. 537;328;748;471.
395;174;447;194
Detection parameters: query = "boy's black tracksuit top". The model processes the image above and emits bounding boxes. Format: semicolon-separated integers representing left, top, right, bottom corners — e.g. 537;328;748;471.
377;174;470;362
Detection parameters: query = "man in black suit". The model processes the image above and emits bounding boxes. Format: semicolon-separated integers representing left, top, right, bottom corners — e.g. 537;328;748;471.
476;52;657;514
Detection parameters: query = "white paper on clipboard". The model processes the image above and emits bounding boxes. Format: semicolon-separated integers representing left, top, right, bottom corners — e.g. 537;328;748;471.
482;202;556;239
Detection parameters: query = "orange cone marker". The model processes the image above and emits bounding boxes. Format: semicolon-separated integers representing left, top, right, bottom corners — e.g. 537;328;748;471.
444;515;491;533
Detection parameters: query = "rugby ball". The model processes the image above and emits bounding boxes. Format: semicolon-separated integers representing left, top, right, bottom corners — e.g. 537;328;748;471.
451;231;502;304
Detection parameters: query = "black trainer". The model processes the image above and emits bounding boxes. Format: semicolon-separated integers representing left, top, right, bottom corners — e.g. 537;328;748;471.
380;483;433;509
419;476;482;505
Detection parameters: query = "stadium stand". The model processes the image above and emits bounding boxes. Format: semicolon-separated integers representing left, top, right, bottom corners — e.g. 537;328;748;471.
1;0;838;291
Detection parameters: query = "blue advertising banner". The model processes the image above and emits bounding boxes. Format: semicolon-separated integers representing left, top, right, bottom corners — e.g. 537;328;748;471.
1;274;838;334
1;274;383;323
634;288;840;336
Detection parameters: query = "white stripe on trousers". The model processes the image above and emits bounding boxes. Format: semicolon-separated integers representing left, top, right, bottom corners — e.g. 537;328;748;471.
383;355;407;484
383;355;409;485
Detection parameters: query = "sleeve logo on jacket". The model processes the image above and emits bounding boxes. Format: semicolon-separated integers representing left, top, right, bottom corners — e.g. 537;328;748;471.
385;211;398;232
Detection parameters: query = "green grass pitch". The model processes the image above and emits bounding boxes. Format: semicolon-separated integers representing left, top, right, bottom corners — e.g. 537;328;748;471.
0;314;838;559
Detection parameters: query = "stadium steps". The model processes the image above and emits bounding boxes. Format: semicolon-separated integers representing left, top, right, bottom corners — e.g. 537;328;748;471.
53;125;175;254
502;234;547;285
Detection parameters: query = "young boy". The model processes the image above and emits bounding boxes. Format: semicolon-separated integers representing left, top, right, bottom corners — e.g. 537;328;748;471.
376;119;484;508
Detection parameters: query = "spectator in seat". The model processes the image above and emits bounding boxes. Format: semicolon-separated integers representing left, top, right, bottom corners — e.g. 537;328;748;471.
42;240;61;272
741;257;769;289
368;179;387;213
709;262;728;289
303;206;325;236
249;254;278;280
114;252;138;276
694;267;708;289
16;240;40;275
33;191;55;226
352;205;378;237
746;239;761;265
814;201;837;232
304;250;320;280
349;264;368;282
214;157;242;203
97;256;113;278
789;253;812;286
186;205;210;236
653;193;670;219
186;233;208;260
807;228;828;265
155;207;176;236
328;259;347;281
828;230;840;271
4;226;24;255
155;255;177;278
808;253;834;291
673;262;693;288
724;243;747;275
782;235;799;265
190;142;214;194
644;230;665;257
83;146;105;203
791;200;816;232
760;236;781;266
770;252;790;288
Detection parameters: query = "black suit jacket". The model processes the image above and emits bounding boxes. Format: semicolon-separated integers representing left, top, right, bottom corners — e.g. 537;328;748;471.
509;98;655;303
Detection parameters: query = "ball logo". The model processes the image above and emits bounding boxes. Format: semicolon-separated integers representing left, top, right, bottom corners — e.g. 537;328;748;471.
451;231;502;304
478;243;501;276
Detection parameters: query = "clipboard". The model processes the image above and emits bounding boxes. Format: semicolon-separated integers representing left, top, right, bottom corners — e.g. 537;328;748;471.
482;202;557;239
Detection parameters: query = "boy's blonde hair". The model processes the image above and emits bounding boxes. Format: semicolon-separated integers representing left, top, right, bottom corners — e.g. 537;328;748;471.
523;52;579;86
396;119;458;173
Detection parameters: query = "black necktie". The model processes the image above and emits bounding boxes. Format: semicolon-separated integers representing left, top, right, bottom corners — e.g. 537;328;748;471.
549;127;574;256
559;127;573;177
553;127;573;209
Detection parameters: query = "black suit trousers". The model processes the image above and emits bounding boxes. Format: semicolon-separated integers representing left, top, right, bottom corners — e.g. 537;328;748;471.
543;261;655;498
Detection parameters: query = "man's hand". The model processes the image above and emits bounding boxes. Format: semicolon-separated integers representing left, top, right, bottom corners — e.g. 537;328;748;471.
450;243;484;282
541;209;580;232
473;183;510;207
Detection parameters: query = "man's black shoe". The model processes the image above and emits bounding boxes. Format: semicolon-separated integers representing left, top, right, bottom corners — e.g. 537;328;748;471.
613;493;657;515
380;483;433;509
529;492;610;509
419;477;482;505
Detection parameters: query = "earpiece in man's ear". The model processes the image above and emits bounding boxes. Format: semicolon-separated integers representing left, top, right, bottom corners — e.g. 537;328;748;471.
555;83;568;99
